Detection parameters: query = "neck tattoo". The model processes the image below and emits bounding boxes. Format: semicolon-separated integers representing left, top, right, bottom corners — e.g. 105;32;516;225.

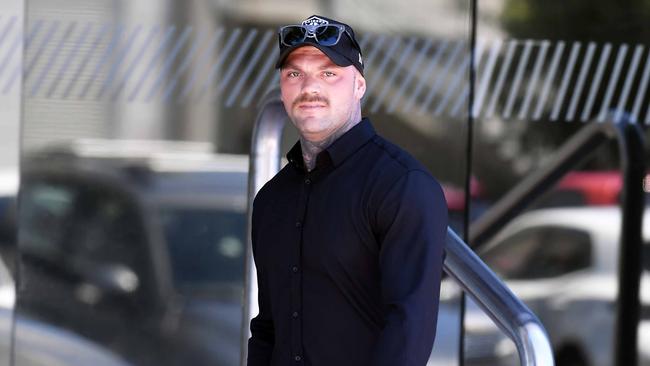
301;118;359;171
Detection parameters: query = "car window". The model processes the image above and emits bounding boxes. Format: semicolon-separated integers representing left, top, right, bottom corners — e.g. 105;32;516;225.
66;187;146;271
159;207;246;296
482;228;542;279
483;225;592;280
20;181;156;311
22;182;146;268
20;184;77;259
535;227;592;277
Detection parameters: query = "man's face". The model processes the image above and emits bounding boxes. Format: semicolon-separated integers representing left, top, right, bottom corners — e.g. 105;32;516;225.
280;46;366;142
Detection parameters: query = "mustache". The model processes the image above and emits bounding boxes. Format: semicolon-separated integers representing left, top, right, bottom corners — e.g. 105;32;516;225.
293;94;329;108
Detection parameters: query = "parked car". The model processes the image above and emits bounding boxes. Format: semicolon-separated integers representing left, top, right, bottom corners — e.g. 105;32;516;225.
17;142;248;366
465;207;650;366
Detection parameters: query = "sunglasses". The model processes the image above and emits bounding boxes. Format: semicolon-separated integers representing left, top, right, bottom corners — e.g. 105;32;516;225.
279;24;358;49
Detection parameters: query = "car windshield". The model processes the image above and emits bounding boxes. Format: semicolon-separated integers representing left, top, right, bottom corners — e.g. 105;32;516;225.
159;207;246;297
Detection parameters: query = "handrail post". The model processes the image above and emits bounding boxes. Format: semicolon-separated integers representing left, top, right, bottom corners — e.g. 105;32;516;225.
241;89;287;366
611;116;646;366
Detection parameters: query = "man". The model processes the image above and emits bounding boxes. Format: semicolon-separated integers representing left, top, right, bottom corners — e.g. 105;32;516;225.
248;15;448;366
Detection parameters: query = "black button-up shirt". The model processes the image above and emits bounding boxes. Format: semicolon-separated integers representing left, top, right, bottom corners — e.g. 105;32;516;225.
248;118;448;366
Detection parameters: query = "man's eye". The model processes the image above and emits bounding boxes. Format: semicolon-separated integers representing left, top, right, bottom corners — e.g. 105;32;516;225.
323;71;335;77
287;71;300;78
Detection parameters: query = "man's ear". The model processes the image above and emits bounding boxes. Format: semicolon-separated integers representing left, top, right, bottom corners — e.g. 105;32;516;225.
354;72;366;100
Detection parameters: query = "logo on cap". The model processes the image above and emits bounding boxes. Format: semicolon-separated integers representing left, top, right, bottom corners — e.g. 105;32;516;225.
302;16;329;27
301;16;329;39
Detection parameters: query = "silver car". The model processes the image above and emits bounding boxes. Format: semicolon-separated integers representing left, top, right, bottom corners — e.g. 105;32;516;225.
465;206;650;366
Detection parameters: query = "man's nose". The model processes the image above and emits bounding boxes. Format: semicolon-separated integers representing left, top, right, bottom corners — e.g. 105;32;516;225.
301;74;321;94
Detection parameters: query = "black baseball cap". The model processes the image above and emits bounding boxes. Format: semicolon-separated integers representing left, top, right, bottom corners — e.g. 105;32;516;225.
275;15;364;75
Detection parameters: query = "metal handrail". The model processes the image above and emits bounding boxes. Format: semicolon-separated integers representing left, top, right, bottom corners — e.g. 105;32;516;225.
468;121;614;248
610;116;646;366
240;90;287;366
241;90;555;366
445;228;554;366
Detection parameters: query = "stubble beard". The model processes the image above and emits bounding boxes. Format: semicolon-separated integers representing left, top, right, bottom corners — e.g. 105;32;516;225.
294;75;362;171
297;105;360;172
291;94;331;138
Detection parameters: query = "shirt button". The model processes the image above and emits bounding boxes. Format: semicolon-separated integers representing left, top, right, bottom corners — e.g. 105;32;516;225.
295;221;302;228
291;266;299;273
304;178;311;185
295;355;302;362
292;311;299;318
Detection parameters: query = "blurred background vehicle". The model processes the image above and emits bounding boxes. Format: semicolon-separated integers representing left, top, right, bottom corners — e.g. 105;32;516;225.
17;141;247;366
463;206;650;366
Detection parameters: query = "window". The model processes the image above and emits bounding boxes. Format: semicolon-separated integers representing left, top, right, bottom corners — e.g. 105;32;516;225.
20;184;76;259
22;182;147;270
537;227;592;277
483;226;592;280
159;207;246;295
20;180;155;312
482;228;543;279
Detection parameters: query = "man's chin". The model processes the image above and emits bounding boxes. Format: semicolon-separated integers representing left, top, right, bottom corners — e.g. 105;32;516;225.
293;116;325;129
294;122;329;141
294;110;326;120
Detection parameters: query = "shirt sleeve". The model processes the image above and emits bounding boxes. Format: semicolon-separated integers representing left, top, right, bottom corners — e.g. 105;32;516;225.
247;198;275;366
371;170;448;366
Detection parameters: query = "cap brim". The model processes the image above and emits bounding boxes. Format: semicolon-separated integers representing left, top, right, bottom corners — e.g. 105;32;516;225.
275;42;354;70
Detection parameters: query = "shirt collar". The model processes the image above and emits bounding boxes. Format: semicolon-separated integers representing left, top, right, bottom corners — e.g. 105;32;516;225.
286;118;376;171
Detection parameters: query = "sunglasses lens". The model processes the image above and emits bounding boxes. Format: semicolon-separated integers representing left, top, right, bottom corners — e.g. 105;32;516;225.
281;26;307;46
315;25;342;46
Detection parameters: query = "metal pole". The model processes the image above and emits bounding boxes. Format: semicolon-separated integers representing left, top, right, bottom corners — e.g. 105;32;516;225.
612;116;646;366
469;122;614;248
240;89;287;366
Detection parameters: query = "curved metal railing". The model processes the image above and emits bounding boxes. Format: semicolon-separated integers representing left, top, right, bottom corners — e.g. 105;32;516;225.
445;228;554;366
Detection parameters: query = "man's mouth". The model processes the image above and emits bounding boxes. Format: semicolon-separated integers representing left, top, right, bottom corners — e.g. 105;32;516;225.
297;103;327;109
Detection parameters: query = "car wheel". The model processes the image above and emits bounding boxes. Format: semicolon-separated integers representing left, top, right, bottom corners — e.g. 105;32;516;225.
555;346;588;366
